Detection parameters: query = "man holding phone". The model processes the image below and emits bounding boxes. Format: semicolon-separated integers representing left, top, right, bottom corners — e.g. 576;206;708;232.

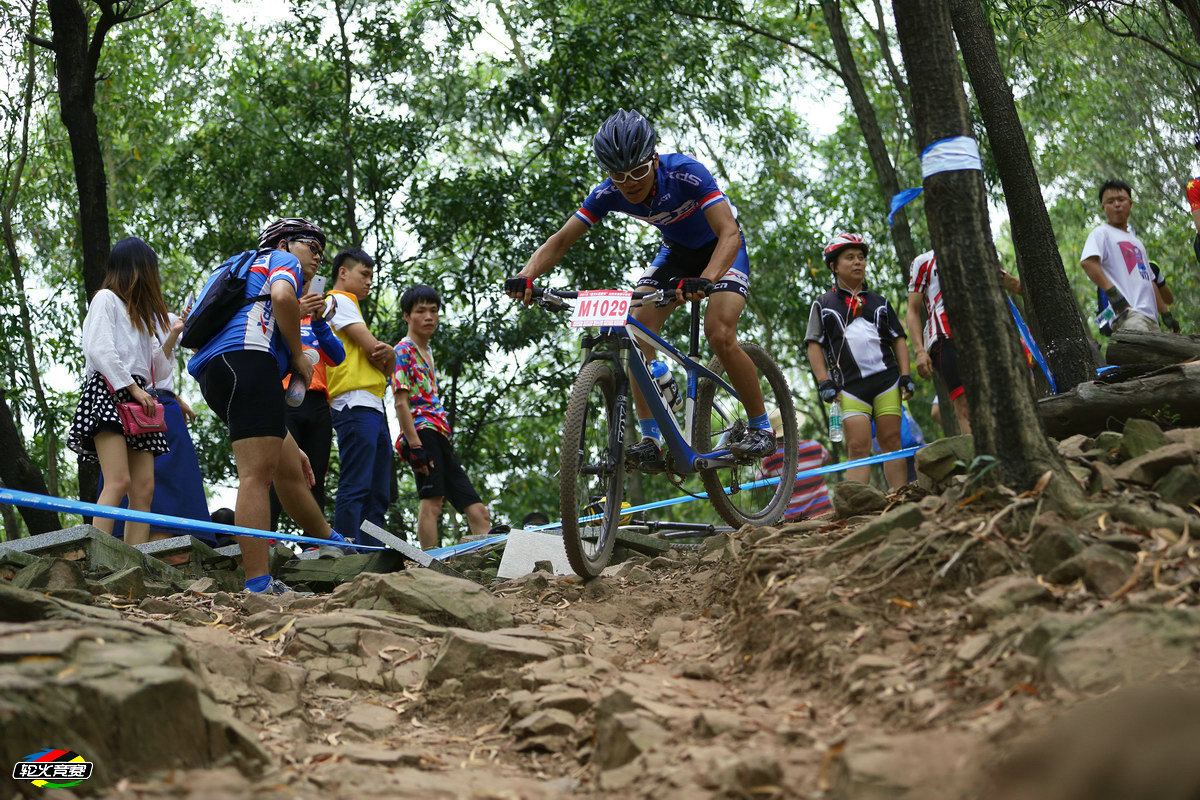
269;270;346;536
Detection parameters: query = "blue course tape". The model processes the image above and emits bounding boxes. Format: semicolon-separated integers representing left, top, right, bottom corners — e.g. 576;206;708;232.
0;488;382;551
538;445;925;526
426;534;510;560
1007;297;1057;394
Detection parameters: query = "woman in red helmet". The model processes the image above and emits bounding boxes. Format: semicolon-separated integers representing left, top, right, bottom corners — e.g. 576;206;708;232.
805;233;913;490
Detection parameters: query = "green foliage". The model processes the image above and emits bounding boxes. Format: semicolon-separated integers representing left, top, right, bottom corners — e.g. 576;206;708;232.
5;0;1200;533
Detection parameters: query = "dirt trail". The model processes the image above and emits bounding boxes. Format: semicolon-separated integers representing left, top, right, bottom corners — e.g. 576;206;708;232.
10;427;1200;799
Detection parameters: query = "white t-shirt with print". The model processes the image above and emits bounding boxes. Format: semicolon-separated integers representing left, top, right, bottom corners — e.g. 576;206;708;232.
1081;223;1156;321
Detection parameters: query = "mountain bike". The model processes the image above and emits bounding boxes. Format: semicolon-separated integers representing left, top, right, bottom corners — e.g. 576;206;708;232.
531;286;798;578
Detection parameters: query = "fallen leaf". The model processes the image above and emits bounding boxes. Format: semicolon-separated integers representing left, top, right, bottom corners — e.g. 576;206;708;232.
816;740;846;792
261;617;296;642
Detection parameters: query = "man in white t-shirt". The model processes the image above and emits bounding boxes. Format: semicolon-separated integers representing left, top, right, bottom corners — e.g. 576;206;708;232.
1080;180;1161;333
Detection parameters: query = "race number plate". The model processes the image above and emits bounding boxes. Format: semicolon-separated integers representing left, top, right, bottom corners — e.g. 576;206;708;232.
569;290;633;328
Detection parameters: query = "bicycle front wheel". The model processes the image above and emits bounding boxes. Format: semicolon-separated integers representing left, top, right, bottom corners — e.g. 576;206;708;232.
694;342;798;528
559;359;626;578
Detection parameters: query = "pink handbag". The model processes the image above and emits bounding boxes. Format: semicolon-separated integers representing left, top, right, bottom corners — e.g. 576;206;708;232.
107;345;167;436
115;399;166;435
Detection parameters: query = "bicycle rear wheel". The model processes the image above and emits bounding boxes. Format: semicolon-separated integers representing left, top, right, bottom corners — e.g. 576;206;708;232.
694;342;798;528
559;359;626;578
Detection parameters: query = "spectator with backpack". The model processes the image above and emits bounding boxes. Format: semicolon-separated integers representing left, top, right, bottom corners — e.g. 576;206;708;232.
186;218;351;594
69;237;173;546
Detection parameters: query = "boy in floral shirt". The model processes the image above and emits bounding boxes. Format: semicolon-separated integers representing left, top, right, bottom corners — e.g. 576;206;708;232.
393;285;492;548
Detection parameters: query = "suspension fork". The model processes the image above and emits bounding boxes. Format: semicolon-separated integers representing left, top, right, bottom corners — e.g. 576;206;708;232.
612;343;631;460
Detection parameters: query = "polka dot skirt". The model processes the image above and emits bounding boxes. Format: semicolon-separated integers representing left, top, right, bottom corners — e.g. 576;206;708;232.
68;372;169;463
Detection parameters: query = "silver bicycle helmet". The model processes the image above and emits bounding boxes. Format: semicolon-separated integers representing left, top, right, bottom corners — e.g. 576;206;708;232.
593;109;657;173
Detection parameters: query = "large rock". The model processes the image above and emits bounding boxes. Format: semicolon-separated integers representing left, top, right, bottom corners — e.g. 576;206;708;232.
333;570;513;631
982;685;1200;799
425;629;556;686
915;435;974;490
0;585;267;793
819;504;925;564
1022;607;1200;693
1029;520;1085;576
969;576;1052;623
831;482;887;519
593;711;670;770
1117;418;1167;461
830;729;979;799
0;525;189;588
1155;465;1200;508
1112;442;1196;485
1047;544;1135;597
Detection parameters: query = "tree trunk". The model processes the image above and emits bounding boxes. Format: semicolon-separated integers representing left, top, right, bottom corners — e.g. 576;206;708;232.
4;0;59;497
47;0;112;301
1039;362;1200;437
949;0;1097;393
891;0;1068;492
822;0;918;276
1105;329;1200;367
0;388;61;535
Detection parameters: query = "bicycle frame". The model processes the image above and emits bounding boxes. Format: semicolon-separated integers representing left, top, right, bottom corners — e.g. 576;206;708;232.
576;297;741;474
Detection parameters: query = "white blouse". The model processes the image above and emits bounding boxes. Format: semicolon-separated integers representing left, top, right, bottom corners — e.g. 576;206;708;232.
82;289;173;390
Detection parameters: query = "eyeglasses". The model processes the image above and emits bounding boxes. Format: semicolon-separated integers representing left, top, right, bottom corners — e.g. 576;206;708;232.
609;158;655;184
289;236;324;261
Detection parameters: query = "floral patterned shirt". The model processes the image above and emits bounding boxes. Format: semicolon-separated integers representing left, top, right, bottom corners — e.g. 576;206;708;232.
393;336;451;444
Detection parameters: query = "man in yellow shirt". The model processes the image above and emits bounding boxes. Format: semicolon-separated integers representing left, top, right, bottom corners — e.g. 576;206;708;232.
325;247;395;547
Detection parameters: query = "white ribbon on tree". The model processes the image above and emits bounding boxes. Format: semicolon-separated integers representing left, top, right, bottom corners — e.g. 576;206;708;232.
920;135;983;178
889;135;984;224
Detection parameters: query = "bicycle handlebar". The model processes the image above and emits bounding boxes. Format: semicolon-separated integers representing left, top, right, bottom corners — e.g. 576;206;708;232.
530;286;682;312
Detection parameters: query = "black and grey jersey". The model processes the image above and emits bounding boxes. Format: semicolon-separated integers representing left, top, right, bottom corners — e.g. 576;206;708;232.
805;283;906;385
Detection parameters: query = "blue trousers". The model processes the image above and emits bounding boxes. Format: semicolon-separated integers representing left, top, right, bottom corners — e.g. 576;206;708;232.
332;405;391;547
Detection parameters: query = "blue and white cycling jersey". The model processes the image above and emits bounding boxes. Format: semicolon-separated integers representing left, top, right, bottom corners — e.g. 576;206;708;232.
187;250;303;380
574;153;733;249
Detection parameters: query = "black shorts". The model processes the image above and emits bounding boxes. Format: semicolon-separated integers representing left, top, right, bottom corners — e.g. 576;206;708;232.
929;339;964;400
197;350;286;442
414;428;483;511
636;234;751;299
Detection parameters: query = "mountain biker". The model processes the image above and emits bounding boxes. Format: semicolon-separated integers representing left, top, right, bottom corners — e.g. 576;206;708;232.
504;108;774;469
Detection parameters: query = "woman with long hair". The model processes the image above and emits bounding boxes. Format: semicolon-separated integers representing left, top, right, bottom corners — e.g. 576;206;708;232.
68;237;172;545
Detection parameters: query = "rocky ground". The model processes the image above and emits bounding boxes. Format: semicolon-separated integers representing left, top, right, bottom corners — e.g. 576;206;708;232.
6;420;1200;799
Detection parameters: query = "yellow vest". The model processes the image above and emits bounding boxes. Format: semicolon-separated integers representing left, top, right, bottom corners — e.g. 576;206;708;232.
325;290;388;400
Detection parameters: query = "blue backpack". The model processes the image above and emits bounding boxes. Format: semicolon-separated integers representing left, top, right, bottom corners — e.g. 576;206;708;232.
180;250;269;350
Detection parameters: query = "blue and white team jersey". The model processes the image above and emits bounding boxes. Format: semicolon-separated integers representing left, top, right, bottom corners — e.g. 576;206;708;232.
187;250;303;380
574;152;732;248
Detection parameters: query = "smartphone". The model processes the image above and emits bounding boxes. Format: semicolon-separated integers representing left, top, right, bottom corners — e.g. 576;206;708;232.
308;275;327;296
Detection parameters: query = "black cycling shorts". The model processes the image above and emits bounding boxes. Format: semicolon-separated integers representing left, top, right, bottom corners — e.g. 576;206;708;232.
197;350;286;442
636;234;751;299
929;339;964;400
414;428;483;511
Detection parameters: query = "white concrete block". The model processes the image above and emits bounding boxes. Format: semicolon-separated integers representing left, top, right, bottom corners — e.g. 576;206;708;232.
497;529;576;578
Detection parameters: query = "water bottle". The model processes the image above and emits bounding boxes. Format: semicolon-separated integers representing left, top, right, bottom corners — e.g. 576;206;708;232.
650;360;683;411
285;373;307;408
829;399;844;443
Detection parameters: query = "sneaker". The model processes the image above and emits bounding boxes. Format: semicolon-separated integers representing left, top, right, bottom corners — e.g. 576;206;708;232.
316;530;350;559
731;426;776;459
624;437;666;472
251;578;314;596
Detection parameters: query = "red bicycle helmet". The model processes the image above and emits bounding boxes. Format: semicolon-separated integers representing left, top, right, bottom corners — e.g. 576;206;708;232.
823;233;868;267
